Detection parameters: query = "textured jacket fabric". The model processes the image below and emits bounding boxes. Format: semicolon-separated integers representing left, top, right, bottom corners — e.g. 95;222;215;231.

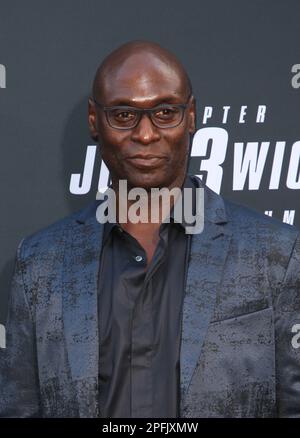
0;176;300;417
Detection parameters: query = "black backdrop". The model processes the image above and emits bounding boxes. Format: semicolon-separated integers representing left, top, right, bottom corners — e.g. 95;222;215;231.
1;0;300;325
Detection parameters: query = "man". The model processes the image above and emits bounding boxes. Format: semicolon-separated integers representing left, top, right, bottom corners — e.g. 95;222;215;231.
0;40;300;418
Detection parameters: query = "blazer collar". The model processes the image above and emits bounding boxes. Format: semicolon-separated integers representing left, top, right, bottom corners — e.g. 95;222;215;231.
178;178;232;412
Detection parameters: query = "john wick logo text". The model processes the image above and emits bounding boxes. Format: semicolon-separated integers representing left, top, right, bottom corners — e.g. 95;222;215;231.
70;132;300;196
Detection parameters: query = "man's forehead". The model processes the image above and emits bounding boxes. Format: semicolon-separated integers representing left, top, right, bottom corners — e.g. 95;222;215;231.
95;49;189;103
104;76;184;108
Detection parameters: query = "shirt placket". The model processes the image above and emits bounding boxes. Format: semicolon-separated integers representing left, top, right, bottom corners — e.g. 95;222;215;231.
130;272;153;417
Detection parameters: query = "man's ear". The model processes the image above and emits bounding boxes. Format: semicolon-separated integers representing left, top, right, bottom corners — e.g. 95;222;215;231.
88;98;99;142
188;95;196;134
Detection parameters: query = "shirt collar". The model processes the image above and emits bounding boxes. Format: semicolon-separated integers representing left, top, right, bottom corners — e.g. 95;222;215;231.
103;214;119;244
165;174;197;231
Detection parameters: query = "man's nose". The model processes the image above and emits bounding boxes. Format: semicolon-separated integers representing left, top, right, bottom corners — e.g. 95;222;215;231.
131;113;160;144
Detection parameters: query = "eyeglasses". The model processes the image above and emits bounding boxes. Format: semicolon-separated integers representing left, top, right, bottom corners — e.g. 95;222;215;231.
92;94;191;130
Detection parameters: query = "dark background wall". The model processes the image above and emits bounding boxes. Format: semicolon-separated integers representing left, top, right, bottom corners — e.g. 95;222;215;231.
1;0;300;324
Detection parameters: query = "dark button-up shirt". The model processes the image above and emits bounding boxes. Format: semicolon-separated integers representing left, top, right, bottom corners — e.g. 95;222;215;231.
98;175;197;418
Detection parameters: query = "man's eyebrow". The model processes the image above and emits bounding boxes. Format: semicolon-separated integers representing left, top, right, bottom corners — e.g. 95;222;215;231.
106;95;184;107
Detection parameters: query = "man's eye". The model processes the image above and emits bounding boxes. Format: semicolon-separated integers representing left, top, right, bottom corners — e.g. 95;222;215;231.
155;107;178;119
114;110;135;120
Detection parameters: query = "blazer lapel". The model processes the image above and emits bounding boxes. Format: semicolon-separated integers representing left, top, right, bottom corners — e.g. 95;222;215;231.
62;200;103;417
180;181;232;414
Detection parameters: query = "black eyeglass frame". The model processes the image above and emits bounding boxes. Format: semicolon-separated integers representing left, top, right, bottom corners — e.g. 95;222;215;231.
92;94;192;130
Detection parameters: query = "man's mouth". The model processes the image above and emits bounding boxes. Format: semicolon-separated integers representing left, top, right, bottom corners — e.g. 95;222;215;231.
126;155;166;169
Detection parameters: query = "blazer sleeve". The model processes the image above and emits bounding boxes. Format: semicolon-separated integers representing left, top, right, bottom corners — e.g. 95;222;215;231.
275;231;300;417
0;239;41;417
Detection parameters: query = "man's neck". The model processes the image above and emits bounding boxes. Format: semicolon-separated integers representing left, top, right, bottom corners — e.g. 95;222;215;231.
109;173;187;268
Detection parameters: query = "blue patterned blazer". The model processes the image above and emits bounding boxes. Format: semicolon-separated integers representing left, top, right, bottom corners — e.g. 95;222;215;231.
0;176;300;417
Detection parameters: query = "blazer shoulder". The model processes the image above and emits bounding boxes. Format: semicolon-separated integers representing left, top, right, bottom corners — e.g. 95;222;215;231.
224;196;299;237
221;196;300;262
18;201;97;261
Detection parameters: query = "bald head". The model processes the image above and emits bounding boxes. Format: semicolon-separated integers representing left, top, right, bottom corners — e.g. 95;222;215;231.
92;40;192;102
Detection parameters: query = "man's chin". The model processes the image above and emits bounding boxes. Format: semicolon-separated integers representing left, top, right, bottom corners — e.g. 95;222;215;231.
118;175;172;191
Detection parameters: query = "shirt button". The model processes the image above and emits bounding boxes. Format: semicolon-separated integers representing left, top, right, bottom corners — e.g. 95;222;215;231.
135;255;143;262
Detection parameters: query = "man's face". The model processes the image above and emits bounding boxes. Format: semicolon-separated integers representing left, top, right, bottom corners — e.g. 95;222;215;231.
88;54;196;191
